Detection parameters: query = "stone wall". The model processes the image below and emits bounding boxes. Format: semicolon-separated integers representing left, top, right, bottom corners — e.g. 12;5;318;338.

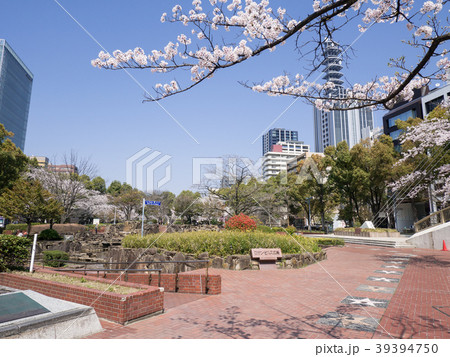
34;223;221;262
105;247;327;271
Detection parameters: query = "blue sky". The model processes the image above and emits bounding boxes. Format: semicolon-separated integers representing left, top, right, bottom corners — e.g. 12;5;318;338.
0;0;441;194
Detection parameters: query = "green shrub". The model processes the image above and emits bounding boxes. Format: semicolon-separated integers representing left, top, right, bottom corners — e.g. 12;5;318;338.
256;225;296;235
334;227;397;233
5;223;40;231
312;238;345;246
285;226;296;235
361;228;398;233
43;250;69;267
0;235;32;271
38;229;62;241
122;231;320;256
85;223;108;229
256;225;273;233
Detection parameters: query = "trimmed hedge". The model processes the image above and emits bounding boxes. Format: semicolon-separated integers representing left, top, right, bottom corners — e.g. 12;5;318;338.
5;223;40;231
257;225;297;235
43;250;69;267
0;235;32;271
312;238;345;247
38;229;62;241
122;231;320;256
334;227;397;233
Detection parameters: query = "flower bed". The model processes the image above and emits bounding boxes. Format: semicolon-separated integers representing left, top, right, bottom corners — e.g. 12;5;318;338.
0;268;163;324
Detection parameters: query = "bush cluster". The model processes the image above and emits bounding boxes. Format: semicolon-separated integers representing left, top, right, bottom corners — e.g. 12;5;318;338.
5;223;40;231
43;250;69;267
312;238;345;246
256;225;297;235
38;229;62;241
225;214;257;231
0;235;31;271
122;231;320;256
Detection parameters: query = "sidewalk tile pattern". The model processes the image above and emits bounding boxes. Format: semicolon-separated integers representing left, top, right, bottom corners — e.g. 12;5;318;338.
87;245;449;339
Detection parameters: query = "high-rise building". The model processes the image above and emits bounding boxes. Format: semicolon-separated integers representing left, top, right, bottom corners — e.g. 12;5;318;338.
382;83;450;151
0;39;33;150
382;87;425;150
313;39;374;152
262;128;298;155
261;141;310;181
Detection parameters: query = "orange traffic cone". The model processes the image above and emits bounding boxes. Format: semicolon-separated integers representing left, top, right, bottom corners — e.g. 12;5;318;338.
443;241;448;251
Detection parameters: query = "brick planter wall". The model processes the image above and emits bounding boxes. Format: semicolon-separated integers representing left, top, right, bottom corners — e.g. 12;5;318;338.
0;270;163;325
68;271;221;295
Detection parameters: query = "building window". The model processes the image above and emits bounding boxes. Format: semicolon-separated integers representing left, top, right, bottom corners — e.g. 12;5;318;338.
390;129;402;140
388;109;416;128
425;95;444;114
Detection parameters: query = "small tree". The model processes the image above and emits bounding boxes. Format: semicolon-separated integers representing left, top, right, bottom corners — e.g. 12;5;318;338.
0;179;63;235
145;190;175;224
111;185;144;221
391;105;450;206
174;190;203;224
28;152;97;223
0;124;28;194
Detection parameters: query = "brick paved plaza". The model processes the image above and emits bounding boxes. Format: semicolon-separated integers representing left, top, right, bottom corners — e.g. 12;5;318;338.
88;245;449;339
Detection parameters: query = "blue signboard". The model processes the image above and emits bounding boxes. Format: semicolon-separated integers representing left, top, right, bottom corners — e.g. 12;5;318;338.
145;201;161;206
0;217;4;228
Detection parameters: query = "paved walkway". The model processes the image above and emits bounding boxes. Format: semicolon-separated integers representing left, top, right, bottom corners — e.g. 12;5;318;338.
88;245;449;339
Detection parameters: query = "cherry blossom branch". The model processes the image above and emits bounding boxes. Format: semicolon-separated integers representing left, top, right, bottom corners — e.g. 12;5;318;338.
91;0;449;108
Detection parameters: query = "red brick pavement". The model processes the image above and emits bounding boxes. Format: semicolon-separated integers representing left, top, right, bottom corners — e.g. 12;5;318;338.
373;249;450;339
87;245;449;339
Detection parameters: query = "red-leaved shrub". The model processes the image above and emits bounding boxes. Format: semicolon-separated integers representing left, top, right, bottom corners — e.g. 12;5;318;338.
225;213;257;231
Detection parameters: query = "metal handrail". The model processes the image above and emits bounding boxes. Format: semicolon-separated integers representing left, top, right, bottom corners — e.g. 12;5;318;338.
414;206;450;232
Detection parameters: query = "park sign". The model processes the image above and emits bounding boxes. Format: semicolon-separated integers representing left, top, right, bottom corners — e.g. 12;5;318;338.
141;199;161;237
251;248;282;261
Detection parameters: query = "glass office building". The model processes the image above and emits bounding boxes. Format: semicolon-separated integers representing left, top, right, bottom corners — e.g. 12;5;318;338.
262;128;299;155
0;39;33;150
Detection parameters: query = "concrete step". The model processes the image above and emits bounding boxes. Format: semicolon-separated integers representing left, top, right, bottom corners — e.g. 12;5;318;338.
341;237;403;248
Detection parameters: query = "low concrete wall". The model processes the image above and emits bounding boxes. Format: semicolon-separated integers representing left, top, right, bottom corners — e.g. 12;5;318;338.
406;222;450;250
0;269;164;324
